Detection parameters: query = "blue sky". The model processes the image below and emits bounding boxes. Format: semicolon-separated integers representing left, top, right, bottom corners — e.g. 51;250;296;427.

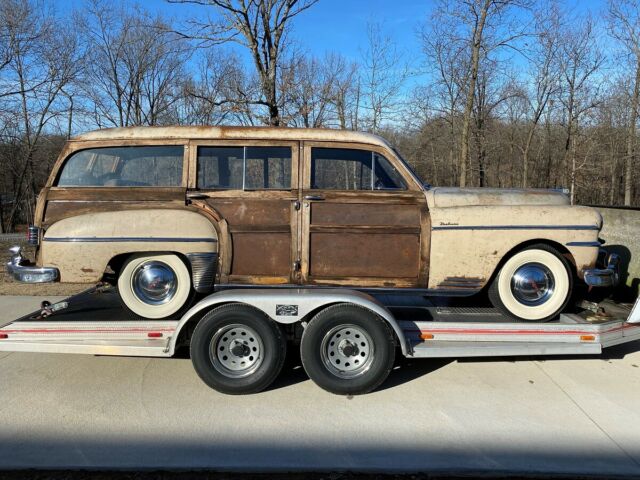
151;0;606;61
59;0;611;90
137;0;429;64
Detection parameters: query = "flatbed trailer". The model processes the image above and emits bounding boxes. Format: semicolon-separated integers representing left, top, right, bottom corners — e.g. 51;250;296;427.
0;286;638;395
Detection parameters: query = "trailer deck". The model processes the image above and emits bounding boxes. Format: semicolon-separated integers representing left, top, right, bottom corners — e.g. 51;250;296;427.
1;287;638;360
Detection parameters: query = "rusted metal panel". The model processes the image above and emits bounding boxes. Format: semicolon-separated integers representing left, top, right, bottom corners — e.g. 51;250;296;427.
309;232;420;279
311;203;420;226
204;198;297;284
209;200;291;226
230;232;291;277
45;187;186;202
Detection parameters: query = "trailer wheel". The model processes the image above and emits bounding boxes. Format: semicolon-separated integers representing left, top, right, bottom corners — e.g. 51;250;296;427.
190;304;286;395
300;304;395;395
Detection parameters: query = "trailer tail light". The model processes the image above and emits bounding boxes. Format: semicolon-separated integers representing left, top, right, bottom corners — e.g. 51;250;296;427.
420;333;434;340
147;332;163;338
580;335;596;342
0;334;8;339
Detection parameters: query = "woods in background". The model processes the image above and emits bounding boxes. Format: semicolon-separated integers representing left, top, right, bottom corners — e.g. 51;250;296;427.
0;0;639;232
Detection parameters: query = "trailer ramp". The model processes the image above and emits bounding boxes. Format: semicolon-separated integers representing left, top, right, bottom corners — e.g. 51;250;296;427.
387;299;640;358
0;288;175;357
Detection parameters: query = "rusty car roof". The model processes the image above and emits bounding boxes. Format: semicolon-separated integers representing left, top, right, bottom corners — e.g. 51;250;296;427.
72;126;393;149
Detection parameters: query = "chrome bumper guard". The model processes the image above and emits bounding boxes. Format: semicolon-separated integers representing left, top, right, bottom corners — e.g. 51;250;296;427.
5;246;58;283
583;251;620;287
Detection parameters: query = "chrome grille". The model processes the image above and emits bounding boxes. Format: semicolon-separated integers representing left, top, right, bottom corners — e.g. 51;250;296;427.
186;253;218;293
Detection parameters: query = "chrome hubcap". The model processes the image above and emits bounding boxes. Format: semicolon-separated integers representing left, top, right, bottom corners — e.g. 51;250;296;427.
321;324;374;379
132;261;177;305
510;262;555;306
210;324;263;378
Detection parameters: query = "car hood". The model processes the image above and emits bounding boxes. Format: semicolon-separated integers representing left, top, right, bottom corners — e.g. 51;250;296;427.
429;187;570;208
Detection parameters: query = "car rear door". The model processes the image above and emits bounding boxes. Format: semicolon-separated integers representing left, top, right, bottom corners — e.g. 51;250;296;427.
188;140;301;286
299;142;429;290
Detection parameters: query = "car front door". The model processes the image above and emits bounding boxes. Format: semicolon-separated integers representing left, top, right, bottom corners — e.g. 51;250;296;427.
188;140;300;286
300;142;429;290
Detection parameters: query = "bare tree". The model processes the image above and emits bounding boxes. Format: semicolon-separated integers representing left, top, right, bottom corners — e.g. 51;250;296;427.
170;0;318;126
81;0;189;128
0;0;82;231
176;50;251;125
428;0;531;187
280;53;331;127
557;13;604;203
519;1;562;187
360;22;408;133
324;53;359;130
608;0;640;206
420;12;468;183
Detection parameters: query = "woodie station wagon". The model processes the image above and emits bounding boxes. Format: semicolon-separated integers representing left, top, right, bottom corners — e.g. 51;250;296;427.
7;126;618;323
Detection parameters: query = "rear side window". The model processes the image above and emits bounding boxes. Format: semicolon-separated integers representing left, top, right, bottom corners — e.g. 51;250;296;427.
197;146;292;190
311;148;406;190
57;146;184;187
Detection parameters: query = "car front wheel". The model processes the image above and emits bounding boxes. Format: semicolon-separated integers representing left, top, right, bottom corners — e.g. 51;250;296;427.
117;253;192;319
488;244;573;322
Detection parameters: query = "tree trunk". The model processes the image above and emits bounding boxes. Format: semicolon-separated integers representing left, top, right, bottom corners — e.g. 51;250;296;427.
522;127;535;188
459;0;490;188
624;57;640;206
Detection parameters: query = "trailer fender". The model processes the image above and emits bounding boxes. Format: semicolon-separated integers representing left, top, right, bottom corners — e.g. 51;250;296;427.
169;288;409;356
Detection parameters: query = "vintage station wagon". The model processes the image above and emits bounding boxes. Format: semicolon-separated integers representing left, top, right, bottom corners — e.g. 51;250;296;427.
7;126;618;321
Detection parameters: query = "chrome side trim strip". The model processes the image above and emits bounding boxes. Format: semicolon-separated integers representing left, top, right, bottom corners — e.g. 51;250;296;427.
44;237;217;243
432;225;599;231
566;241;601;247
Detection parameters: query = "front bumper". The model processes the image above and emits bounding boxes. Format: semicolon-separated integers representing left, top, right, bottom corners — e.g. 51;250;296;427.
583;251;620;287
5;246;58;283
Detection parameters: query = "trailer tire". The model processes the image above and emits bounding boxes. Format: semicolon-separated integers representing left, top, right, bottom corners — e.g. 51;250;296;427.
488;244;573;322
190;304;286;395
300;304;395;395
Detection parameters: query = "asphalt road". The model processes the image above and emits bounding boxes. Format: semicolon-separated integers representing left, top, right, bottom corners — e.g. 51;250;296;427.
0;296;639;477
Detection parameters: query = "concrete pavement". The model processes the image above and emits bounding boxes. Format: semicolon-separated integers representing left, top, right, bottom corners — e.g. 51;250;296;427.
0;296;639;476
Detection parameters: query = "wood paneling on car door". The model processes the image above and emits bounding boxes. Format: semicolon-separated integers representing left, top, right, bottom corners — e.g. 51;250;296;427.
188;141;300;285
300;142;429;289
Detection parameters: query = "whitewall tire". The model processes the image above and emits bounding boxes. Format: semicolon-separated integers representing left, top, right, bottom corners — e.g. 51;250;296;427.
488;245;572;322
118;253;192;319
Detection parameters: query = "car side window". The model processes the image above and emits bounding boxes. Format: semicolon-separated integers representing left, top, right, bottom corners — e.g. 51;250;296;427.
373;152;407;190
311;148;406;190
57;146;184;187
197;146;292;190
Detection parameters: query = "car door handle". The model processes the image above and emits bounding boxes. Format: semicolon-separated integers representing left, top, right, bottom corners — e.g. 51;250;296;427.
187;192;209;200
304;195;325;201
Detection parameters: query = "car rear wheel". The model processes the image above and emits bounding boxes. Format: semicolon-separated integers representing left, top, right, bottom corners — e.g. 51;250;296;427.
117;253;192;319
488;244;573;322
